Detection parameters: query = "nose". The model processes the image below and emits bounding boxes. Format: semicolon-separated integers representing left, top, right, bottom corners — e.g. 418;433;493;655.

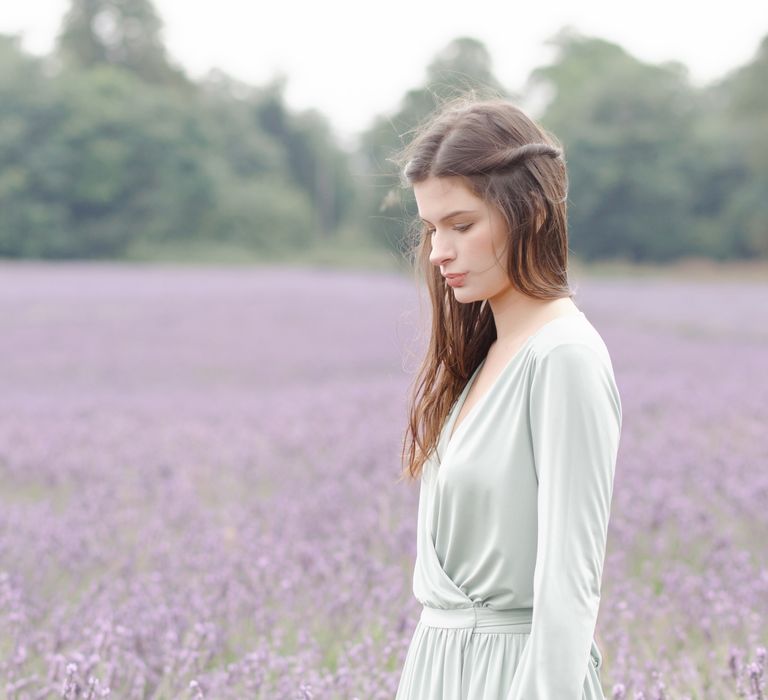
428;233;456;269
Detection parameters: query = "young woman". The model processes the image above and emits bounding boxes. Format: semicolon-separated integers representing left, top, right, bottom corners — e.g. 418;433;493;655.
392;97;623;699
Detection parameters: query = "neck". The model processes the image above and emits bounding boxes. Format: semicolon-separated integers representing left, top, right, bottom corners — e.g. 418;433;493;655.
487;291;579;345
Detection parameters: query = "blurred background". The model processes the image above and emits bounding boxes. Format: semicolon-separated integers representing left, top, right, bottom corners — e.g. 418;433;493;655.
1;0;767;269
1;3;767;700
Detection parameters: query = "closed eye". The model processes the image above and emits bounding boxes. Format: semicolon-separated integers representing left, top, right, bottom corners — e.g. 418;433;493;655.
424;223;473;235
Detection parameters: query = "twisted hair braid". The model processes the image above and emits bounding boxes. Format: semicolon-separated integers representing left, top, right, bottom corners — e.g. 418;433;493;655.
466;142;563;175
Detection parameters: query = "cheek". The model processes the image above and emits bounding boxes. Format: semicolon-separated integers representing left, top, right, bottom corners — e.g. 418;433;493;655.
468;227;504;262
466;226;490;251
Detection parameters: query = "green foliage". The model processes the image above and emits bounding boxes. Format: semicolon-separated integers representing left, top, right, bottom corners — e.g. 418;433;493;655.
355;27;768;264
251;76;357;236
528;27;767;261
710;35;768;257
0;51;214;257
529;28;703;261
205;171;316;251
56;0;188;87
1;0;767;262
194;71;356;244
0;21;355;258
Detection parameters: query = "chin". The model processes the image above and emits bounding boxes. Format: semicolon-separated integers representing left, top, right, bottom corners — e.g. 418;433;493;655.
451;287;486;304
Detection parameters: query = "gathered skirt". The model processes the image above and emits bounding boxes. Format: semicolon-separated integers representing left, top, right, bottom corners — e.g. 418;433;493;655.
395;605;606;700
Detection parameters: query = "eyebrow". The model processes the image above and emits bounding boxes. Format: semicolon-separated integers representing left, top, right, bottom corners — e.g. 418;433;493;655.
419;209;478;224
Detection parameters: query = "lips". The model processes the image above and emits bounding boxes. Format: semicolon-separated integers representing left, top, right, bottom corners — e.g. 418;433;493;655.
443;273;467;287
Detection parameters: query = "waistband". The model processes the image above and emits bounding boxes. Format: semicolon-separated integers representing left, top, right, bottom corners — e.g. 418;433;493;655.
419;605;533;634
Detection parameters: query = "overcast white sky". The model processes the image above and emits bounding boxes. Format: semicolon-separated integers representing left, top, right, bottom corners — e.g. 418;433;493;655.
2;1;767;148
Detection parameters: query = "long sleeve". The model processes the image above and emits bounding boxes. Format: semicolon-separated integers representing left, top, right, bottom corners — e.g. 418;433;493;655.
506;342;622;699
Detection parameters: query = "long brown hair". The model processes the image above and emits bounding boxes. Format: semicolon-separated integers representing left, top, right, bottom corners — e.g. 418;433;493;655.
391;93;575;482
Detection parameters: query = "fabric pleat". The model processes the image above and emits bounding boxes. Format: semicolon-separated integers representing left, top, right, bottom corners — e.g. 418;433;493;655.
396;620;604;700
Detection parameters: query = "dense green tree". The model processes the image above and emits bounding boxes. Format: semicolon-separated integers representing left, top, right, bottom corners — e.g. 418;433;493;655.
528;28;703;262
0;48;320;257
0;46;214;258
529;27;768;261
3;4;766;262
708;34;768;256
0;35;68;256
251;76;357;237
194;71;317;250
0;0;355;258
56;0;188;87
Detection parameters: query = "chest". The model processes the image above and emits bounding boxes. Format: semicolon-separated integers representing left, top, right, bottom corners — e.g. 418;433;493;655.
435;364;536;496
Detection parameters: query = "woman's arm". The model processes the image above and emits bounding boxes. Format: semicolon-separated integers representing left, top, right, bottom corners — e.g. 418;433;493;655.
506;342;622;699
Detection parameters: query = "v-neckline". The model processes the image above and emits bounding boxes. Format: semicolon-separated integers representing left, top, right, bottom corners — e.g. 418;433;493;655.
442;311;586;453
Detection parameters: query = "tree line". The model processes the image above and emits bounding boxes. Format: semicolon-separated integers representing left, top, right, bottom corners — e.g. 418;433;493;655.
1;0;766;262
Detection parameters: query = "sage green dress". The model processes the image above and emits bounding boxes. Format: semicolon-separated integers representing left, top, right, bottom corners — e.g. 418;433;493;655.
395;311;622;700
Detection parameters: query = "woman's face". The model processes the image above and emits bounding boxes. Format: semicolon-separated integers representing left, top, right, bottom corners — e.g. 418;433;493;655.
413;176;512;304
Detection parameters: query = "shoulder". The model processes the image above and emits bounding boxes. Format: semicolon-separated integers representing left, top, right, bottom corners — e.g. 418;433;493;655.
529;313;616;376
526;314;622;424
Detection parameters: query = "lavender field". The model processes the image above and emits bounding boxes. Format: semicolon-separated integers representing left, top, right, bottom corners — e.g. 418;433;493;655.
0;261;766;700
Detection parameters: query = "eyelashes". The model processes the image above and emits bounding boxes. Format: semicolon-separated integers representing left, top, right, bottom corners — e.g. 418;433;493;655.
424;224;473;236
